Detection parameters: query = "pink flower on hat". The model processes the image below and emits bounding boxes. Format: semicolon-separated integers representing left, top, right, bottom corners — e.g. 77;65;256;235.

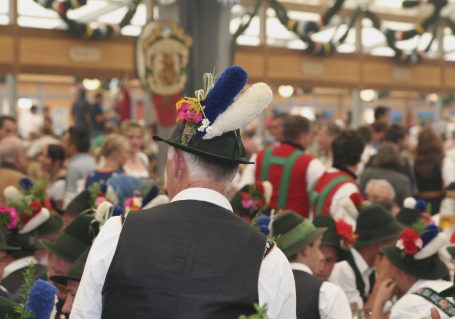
0;205;18;230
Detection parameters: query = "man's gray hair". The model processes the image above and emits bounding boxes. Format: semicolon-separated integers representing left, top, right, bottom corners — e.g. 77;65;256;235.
365;179;395;199
167;147;239;187
0;136;25;163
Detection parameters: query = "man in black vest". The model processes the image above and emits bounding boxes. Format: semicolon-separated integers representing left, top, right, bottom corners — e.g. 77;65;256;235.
71;66;296;319
272;211;352;319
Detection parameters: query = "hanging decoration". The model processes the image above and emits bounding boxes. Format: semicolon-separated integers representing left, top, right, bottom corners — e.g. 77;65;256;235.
136;20;192;126
239;0;449;65
33;0;142;40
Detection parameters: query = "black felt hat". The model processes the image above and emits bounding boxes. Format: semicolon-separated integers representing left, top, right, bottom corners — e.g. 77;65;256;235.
355;205;402;248
313;215;350;261
66;191;92;215
40;214;93;263
381;245;448;280
51;247;90;285
153;66;272;164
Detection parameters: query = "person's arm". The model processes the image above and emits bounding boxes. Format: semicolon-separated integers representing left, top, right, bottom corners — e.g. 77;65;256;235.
306;158;325;191
70;216;122;319
442;156;455;187
319;281;352;319
258;245;296;319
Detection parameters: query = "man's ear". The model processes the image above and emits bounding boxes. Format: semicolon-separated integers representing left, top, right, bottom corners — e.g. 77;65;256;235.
174;149;185;179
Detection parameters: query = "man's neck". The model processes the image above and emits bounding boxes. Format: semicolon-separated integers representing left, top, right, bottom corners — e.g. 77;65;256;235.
357;247;377;267
171;180;226;199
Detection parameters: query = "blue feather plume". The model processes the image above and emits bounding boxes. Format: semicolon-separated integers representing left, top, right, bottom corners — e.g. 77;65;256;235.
420;224;439;247
25;279;57;319
203;66;248;124
415;199;427;212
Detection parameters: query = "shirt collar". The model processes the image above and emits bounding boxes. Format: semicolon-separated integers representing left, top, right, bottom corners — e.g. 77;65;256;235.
3;256;37;279
69;152;90;163
290;262;313;275
332;163;357;179
171;188;233;212
351;248;373;276
282;141;305;151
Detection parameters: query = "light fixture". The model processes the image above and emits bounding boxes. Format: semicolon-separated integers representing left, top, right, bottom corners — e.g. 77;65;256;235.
427;93;439;104
278;85;294;98
360;89;376;102
17;98;33;110
82;78;101;91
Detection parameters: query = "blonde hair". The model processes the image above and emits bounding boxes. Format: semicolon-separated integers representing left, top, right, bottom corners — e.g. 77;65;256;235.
100;134;128;158
121;120;144;137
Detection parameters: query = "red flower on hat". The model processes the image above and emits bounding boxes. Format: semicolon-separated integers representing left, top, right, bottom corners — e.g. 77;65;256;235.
450;231;455;244
396;228;423;256
29;200;42;215
335;219;358;249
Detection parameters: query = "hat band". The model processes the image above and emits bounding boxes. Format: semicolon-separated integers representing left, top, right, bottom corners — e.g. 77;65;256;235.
276;220;315;253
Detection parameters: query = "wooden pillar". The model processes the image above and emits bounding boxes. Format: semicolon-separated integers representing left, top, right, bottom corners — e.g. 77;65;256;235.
6;0;18;117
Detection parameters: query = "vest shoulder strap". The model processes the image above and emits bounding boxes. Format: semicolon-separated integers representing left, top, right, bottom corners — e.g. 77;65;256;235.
261;148;304;209
413;287;455;317
310;175;352;216
346;251;367;302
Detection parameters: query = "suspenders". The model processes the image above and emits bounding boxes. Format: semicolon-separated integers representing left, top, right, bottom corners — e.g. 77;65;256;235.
261;148;303;209
309;175;351;216
413;287;455;317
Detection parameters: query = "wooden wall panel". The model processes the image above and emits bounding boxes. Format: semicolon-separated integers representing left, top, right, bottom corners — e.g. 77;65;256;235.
363;61;441;90
233;51;265;79
0;35;14;64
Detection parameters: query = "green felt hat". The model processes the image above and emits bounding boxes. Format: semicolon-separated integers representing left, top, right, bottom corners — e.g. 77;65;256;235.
35;215;63;237
271;211;326;258
7;231;39;251
0;231;19;251
381;244;448;280
51;247;90;285
230;182;272;219
40;214;93;263
66;191;92;215
355;205;402;248
313;215;349;261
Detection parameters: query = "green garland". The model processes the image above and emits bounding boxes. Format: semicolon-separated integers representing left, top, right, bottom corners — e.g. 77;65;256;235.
33;0;142;40
262;0;447;64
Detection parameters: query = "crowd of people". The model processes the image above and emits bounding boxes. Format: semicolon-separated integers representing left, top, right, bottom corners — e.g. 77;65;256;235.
0;67;455;318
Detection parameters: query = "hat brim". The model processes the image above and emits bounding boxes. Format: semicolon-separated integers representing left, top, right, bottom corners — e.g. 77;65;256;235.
381;245;448;280
36;215;63;237
283;227;327;258
354;226;402;249
153;134;253;165
0;243;20;251
50;274;80;286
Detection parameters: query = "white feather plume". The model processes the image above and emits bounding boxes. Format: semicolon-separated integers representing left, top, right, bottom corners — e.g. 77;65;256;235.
94;201;113;228
202;82;273;140
415;233;448;260
3;186;23;204
142;194;170;210
403;197;416;209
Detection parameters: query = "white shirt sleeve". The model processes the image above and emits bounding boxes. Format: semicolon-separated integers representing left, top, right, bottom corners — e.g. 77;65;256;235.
329;261;363;309
238;153;258;190
319;281;353;319
442;156;455;187
70;216;123;319
258;245;297;319
306;158;326;191
389;294;449;319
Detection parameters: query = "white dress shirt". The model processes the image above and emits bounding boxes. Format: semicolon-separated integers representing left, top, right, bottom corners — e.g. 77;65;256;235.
390;279;453;319
290;262;352;319
329;248;374;309
71;187;296;319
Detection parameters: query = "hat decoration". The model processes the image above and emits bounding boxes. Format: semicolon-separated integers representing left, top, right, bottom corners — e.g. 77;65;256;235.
89;201;124;237
3;178;52;234
124;191;142;212
153;65;273;164
396;224;447;259
0;205;18;231
241;181;272;214
398;197;433;229
335;218;358;249
252;214;271;236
